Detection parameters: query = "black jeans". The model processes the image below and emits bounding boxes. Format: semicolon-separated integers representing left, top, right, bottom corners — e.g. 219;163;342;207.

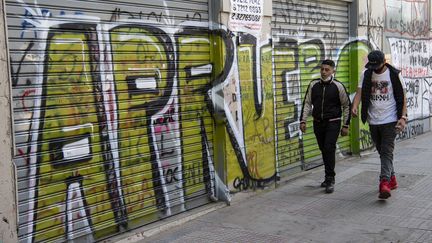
313;120;341;180
369;122;397;181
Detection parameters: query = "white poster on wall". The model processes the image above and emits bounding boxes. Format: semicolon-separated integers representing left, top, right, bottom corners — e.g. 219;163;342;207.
388;38;432;78
388;37;432;120
228;0;264;33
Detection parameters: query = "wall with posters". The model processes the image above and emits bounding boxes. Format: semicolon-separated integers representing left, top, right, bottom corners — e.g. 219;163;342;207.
4;0;432;242
358;0;432;145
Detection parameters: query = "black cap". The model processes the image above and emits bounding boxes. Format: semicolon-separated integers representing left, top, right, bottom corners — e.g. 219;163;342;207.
365;50;385;69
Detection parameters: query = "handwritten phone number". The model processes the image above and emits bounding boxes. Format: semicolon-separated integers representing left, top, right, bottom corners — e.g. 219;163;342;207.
232;0;261;3
232;4;262;14
231;13;261;21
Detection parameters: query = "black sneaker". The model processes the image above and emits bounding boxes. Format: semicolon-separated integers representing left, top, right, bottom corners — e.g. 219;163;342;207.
325;182;335;193
321;178;335;188
320;180;328;188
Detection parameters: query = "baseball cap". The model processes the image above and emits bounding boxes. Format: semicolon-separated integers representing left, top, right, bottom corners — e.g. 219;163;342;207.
365;50;385;69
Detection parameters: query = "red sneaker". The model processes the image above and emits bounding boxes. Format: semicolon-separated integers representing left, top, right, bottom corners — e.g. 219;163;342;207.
389;175;398;190
379;179;391;199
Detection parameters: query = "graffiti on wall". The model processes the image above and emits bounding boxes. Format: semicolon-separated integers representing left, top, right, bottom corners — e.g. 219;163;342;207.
11;0;290;240
388;37;432;119
388;37;432;140
358;0;432;144
12;3;229;241
334;39;375;151
9;0;410;242
273;0;331;30
272;0;340;57
225;34;278;191
358;8;384;48
271;0;356;169
385;0;430;37
359;0;430;45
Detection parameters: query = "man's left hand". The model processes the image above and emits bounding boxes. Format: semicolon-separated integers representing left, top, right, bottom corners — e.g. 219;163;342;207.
395;118;406;133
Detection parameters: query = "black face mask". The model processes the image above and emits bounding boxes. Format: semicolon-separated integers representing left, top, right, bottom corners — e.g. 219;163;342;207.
374;64;386;73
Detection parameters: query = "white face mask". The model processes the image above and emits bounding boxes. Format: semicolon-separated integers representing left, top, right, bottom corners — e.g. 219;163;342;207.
322;75;332;82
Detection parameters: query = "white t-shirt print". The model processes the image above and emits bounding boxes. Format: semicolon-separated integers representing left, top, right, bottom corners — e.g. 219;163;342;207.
358;69;406;125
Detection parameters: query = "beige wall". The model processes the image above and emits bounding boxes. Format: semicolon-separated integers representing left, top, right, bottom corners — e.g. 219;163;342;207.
357;0;385;49
0;1;17;242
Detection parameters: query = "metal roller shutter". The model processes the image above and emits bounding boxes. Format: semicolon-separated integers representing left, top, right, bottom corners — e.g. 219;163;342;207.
272;0;351;172
6;0;216;242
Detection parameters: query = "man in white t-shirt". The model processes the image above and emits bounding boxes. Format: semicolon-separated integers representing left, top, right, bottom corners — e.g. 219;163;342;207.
352;50;407;200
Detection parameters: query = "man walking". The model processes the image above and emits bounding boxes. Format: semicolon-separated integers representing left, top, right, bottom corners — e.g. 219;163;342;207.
352;50;407;199
300;59;351;193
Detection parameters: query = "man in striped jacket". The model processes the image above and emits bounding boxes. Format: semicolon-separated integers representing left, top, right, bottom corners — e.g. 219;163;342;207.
300;59;351;193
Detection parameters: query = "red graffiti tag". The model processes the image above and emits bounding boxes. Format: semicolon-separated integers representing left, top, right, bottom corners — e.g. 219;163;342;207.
21;89;36;111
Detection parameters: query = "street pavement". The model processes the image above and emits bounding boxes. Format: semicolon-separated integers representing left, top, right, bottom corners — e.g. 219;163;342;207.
112;131;432;243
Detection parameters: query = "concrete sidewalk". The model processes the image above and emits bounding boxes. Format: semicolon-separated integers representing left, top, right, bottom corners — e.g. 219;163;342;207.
117;132;432;243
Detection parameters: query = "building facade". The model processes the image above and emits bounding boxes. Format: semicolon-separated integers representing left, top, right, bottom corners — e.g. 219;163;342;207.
0;0;431;242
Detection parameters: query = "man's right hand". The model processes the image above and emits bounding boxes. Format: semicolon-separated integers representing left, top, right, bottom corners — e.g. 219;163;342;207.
300;123;306;133
351;88;362;118
351;107;358;118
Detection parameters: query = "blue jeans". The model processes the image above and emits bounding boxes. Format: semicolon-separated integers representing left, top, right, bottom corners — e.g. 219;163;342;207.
369;122;397;181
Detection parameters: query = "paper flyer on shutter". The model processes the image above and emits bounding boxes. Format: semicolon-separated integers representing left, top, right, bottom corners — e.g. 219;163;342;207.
228;0;264;33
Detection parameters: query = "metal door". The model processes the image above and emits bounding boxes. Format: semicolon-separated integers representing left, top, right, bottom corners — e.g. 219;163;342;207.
272;0;352;172
6;0;217;241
